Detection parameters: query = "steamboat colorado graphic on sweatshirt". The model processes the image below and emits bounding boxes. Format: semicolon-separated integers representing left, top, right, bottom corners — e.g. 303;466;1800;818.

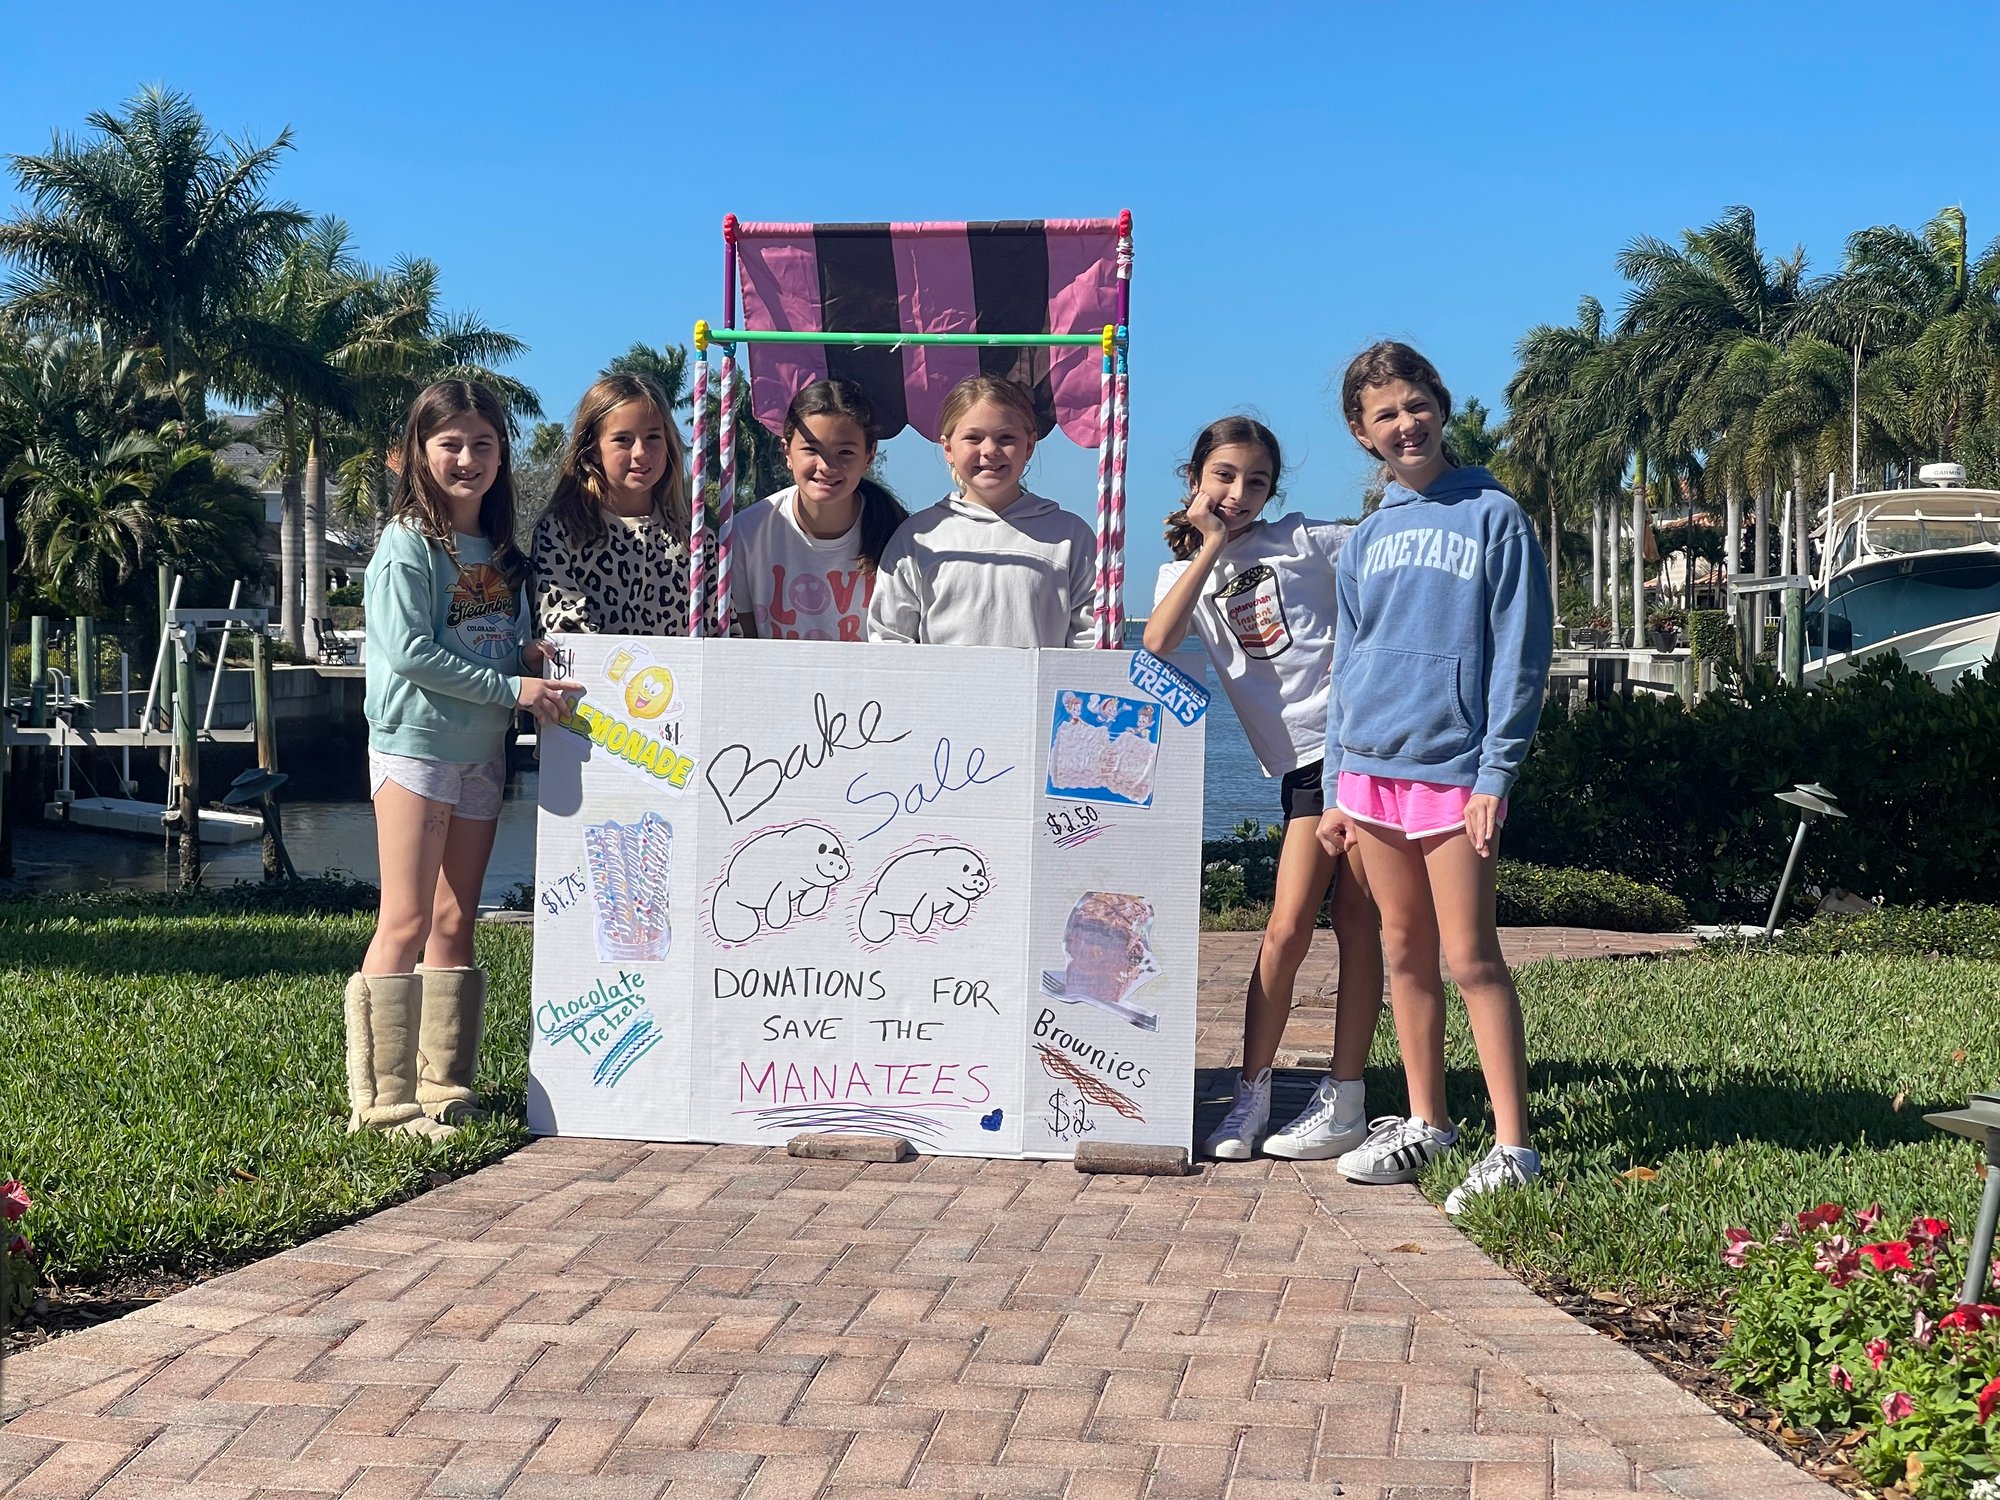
1153;512;1352;776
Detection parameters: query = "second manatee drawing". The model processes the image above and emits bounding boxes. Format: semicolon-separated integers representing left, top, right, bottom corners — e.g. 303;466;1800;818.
856;843;992;945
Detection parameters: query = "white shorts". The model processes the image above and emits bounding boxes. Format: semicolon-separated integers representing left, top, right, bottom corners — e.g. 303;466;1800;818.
367;749;507;821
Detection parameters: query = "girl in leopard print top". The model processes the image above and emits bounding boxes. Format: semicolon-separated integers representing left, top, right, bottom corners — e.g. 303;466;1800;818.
531;373;712;636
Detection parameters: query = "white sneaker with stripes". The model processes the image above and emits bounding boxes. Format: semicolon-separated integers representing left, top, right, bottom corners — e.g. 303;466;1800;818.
1444;1144;1542;1214
1335;1115;1458;1184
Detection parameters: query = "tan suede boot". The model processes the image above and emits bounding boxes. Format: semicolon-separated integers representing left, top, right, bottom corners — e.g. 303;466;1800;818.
344;973;455;1139
416;965;487;1125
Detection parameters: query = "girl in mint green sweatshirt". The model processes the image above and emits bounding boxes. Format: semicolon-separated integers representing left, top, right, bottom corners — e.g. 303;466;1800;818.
348;380;580;1140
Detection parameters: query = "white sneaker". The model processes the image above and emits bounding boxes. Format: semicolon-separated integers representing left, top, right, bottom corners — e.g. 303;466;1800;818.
1204;1068;1272;1160
1444;1144;1542;1214
1263;1076;1367;1160
1335;1116;1457;1184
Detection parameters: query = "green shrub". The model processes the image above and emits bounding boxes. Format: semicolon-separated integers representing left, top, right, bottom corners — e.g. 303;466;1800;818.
1197;821;1686;932
1767;904;2000;961
1494;862;1687;931
327;583;363;608
1687;609;1736;662
1510;656;2000;921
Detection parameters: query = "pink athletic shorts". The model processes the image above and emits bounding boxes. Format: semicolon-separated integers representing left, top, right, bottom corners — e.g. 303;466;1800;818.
1335;772;1507;840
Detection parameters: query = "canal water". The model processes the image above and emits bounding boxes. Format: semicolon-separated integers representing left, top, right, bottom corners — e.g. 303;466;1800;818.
9;640;1282;900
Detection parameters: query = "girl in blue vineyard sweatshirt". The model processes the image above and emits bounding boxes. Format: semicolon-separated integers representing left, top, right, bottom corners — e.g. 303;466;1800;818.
1316;342;1553;1214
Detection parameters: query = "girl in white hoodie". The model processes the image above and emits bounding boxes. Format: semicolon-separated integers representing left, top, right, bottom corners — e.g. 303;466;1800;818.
866;375;1098;648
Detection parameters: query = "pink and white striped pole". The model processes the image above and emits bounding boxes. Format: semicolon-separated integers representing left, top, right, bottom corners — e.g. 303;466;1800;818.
715;347;738;636
687;328;711;639
1109;338;1130;643
1092;326;1116;647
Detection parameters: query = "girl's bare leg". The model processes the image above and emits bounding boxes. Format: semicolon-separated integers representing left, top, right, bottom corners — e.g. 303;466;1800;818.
363;781;451;975
1351;821;1450;1131
1422;829;1530;1146
1327;846;1384;1081
1241;818;1339;1075
425;814;500;970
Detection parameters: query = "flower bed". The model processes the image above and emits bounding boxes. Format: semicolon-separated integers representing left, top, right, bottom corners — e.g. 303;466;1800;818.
1723;1202;2000;1496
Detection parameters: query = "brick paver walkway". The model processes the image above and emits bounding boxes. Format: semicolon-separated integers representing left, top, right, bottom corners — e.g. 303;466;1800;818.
0;929;1832;1499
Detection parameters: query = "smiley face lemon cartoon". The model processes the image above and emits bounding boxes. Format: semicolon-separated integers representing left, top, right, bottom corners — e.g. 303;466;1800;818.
625;663;677;721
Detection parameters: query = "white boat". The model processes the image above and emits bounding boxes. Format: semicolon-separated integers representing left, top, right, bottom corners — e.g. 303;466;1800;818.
1803;465;2000;691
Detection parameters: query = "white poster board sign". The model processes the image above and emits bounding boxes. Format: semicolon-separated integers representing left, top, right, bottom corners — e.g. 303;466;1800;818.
527;637;1206;1159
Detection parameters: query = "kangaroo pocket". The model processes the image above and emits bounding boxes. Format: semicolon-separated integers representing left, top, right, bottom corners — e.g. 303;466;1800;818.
1340;648;1476;764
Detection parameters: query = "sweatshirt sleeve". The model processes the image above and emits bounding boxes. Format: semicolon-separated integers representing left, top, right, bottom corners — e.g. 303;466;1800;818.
1066;523;1100;649
1324;548;1360;779
531;515;594;635
865;529;926;643
1474;528;1554;799
370;532;520;707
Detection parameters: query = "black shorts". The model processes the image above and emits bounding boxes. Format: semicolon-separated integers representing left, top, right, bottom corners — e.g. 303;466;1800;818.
1280;760;1325;822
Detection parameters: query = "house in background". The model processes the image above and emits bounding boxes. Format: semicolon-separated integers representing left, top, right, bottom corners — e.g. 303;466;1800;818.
215;415;371;650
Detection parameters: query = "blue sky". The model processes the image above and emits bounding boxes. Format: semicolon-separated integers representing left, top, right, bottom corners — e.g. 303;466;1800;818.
7;1;1999;605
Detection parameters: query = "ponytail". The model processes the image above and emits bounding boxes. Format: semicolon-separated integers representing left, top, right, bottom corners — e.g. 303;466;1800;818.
853;476;909;576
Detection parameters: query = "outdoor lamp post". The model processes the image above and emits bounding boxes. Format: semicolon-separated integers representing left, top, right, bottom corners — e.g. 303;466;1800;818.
1923;1093;2000;1305
1766;782;1845;937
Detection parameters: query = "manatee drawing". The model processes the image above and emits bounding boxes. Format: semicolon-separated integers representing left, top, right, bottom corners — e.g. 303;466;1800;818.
709;823;851;944
857;845;992;944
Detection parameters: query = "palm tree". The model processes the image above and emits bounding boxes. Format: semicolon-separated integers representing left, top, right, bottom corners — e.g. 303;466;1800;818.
246;217;367;649
602;339;789;502
335;257;541;567
0;87;306;415
1506;297;1627;616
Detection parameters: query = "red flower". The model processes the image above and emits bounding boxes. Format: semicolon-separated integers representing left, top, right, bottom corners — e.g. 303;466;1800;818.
1979;1376;2000;1424
1854;1204;1884;1234
1881;1391;1914;1423
1865;1337;1890;1370
1829;1363;1854;1393
1937;1303;2000;1332
0;1181;27;1224
1909;1216;1951;1246
5;1234;26;1257
1857;1240;1915;1273
1798;1204;1846;1232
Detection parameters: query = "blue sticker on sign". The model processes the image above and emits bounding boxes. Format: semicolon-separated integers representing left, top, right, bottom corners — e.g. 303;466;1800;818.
1127;649;1209;726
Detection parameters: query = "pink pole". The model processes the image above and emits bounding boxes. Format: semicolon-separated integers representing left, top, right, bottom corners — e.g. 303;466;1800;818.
1109;344;1130;643
716;348;738;635
1115;210;1133;334
1092;349;1115;647
687;356;710;638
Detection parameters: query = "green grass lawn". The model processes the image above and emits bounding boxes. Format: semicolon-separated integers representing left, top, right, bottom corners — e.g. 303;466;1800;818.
1428;950;2000;1297
6;892;1996;1312
0;901;533;1285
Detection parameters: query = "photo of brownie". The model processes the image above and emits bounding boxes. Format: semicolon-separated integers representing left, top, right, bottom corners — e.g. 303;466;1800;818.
1062;892;1155;1003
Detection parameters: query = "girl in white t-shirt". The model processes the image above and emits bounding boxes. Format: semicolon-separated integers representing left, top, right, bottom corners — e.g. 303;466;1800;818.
732;379;909;640
1144;415;1383;1162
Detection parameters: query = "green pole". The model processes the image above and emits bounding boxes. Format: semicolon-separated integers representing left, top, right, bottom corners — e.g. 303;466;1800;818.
173;627;200;887
702;328;1107;348
1782;586;1805;688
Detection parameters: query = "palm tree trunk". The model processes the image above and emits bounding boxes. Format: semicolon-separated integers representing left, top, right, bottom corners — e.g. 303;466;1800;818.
1607;502;1622;644
1590;498;1604;608
1548;498;1560;604
304;420;328;657
373;462;390;542
279;470;303;652
1631;450;1649;645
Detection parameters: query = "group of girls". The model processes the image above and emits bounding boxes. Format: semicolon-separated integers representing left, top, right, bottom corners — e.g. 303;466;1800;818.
349;346;1552;1218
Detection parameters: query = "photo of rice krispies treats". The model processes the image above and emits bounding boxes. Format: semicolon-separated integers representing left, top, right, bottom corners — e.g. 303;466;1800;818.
1061;892;1156;1003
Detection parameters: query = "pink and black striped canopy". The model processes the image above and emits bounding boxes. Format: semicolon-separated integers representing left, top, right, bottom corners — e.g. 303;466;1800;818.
732;219;1122;447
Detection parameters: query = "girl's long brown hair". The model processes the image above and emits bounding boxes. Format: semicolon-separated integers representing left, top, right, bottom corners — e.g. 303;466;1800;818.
782;378;908;575
543;373;689;549
389;379;526;584
1163;415;1284;560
